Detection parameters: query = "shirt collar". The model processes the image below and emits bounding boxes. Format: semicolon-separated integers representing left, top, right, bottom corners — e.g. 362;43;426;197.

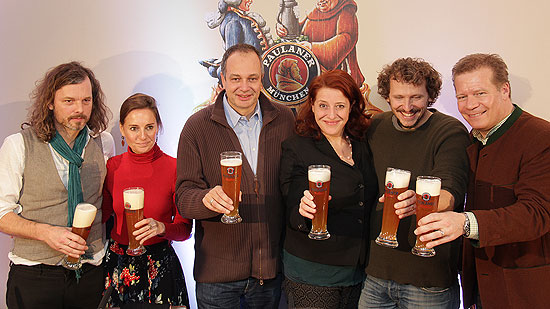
472;105;516;145
223;94;262;128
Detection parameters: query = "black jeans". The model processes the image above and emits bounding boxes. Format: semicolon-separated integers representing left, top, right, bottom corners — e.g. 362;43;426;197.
6;262;103;309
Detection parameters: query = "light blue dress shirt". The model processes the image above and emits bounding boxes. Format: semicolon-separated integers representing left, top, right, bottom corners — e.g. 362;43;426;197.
223;95;263;175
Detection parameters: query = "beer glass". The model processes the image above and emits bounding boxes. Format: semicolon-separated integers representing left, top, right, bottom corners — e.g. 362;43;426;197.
62;203;97;270
124;187;146;256
376;167;411;248
220;151;243;224
308;165;331;240
412;176;441;257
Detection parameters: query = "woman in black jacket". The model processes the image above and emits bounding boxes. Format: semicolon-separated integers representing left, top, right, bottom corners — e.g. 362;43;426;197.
280;70;378;308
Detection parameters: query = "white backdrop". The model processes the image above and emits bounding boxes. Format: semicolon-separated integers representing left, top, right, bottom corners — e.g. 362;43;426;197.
1;1;549;308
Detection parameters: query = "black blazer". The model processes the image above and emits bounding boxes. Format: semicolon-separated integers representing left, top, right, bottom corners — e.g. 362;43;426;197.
280;134;378;266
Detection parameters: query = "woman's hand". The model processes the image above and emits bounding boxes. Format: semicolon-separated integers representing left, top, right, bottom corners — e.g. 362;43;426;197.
299;190;316;219
133;218;166;245
299;190;331;219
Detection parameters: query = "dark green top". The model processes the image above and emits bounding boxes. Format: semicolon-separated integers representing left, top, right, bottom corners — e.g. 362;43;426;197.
283;250;365;286
365;110;470;288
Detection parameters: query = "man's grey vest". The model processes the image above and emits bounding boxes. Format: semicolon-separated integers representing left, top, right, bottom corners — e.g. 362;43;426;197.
13;128;106;265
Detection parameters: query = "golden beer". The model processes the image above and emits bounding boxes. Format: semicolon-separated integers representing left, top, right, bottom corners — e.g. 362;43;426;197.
124;187;146;256
65;226;92;264
62;203;97;270
220;151;243;224
376;167;411;248
412;176;441;257
308;165;331;240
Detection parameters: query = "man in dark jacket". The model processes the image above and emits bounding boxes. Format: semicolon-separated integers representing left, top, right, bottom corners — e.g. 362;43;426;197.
416;53;550;308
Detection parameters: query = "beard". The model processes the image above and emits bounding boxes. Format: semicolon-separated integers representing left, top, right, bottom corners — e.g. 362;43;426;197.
64;114;89;131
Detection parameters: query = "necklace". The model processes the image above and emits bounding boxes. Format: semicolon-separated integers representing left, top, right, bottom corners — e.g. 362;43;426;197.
338;135;353;161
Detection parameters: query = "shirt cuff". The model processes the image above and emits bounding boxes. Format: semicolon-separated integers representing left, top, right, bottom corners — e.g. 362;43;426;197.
465;211;479;240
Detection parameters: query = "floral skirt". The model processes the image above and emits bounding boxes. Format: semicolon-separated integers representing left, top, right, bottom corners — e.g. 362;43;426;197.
104;239;189;307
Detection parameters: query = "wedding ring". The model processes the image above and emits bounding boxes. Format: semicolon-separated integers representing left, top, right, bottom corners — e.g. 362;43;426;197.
438;229;445;237
210;198;214;205
67;240;72;247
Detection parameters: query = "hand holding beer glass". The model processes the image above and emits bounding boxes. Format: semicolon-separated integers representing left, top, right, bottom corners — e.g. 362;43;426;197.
62;203;97;270
308;165;331;240
412;176;441;257
124;187;146;256
220;151;243;224
376;167;411;248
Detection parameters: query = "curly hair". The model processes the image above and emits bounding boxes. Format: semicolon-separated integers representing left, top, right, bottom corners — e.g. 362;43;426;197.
26;61;111;142
119;93;163;131
452;53;510;98
377;58;442;106
296;70;370;140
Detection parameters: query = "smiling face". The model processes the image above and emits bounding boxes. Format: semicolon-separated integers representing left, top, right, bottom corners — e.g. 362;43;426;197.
387;79;430;130
49;77;93;142
316;0;338;12
119;108;158;154
221;51;263;118
454;67;513;137
238;0;253;11
312;87;350;138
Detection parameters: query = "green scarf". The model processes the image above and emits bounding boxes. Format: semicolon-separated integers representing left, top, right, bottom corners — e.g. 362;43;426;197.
49;128;88;227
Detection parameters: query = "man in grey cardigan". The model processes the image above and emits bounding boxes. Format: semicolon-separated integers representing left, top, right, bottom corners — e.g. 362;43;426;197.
176;43;294;308
0;62;114;308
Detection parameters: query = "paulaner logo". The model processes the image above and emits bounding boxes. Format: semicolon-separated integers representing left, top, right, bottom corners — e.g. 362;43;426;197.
262;42;321;106
227;167;235;175
422;193;431;201
386;181;394;190
316;181;323;188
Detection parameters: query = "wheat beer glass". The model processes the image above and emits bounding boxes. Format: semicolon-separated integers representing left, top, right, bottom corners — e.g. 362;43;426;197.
308;165;331;240
62;203;97;270
124;187;146;256
221;151;243;224
412;176;441;257
376;167;411;248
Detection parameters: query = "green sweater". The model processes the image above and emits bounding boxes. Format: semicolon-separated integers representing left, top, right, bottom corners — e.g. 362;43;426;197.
365;110;470;288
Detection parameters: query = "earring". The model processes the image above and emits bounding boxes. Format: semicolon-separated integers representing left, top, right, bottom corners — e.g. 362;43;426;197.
121;136;125;146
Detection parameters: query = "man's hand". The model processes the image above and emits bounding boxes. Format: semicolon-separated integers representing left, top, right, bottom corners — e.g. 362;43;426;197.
40;224;87;258
414;211;465;248
380;189;417;219
202;185;241;214
276;23;288;37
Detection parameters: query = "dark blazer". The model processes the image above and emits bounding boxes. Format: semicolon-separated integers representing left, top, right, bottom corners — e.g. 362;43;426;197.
280;134;378;266
462;108;550;308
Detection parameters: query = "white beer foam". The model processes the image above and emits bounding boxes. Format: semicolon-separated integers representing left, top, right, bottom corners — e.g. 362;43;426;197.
385;169;411;188
72;203;97;228
221;158;242;167
123;188;144;210
308;168;331;182
416;178;441;196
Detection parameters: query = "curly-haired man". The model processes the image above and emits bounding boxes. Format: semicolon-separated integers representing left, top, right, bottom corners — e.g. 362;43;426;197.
359;58;470;308
0;61;114;308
